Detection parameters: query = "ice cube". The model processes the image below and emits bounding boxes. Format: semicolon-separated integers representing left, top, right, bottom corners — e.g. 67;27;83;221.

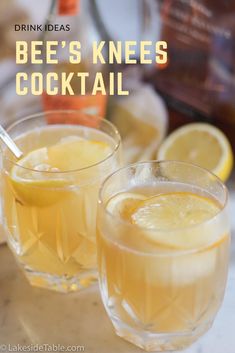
146;250;217;286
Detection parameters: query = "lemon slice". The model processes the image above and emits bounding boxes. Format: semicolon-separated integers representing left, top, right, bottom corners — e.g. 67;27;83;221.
157;123;233;181
47;138;111;171
131;192;221;249
10;147;68;207
10;137;111;207
106;192;146;220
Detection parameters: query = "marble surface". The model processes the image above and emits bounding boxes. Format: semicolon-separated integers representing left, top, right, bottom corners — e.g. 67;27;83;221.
0;185;234;353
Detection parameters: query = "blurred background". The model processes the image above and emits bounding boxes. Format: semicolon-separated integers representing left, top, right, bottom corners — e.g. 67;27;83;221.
1;0;235;161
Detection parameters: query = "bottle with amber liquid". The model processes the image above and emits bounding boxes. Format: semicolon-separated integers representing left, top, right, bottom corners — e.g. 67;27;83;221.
148;0;235;149
42;0;108;121
208;12;235;149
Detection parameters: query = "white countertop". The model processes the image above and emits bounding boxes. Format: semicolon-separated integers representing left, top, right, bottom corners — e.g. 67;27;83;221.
0;180;234;353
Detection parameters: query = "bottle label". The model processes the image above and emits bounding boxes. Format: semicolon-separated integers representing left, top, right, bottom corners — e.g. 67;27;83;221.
42;93;107;127
58;0;79;16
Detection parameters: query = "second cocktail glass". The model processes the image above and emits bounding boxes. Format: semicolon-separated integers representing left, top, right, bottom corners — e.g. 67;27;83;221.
97;160;230;351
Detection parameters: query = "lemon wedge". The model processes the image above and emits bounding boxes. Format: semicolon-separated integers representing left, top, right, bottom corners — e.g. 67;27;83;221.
157;123;233;181
10;137;111;207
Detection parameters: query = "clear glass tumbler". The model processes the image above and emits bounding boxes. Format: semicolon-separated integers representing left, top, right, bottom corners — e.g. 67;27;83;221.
1;110;121;292
97;160;230;351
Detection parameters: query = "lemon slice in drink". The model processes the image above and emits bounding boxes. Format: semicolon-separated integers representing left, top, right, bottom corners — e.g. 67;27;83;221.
47;137;111;171
10;137;111;207
131;192;221;249
106;192;146;220
157;123;233;181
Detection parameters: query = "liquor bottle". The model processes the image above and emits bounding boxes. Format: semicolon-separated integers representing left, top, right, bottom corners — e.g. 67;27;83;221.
42;0;108;122
208;12;235;147
147;0;235;147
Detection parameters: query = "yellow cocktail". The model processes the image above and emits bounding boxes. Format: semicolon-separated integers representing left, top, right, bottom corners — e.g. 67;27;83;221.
97;161;230;351
2;111;121;292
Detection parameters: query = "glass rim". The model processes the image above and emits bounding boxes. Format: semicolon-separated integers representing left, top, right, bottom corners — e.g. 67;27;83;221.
4;110;121;175
98;159;229;235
